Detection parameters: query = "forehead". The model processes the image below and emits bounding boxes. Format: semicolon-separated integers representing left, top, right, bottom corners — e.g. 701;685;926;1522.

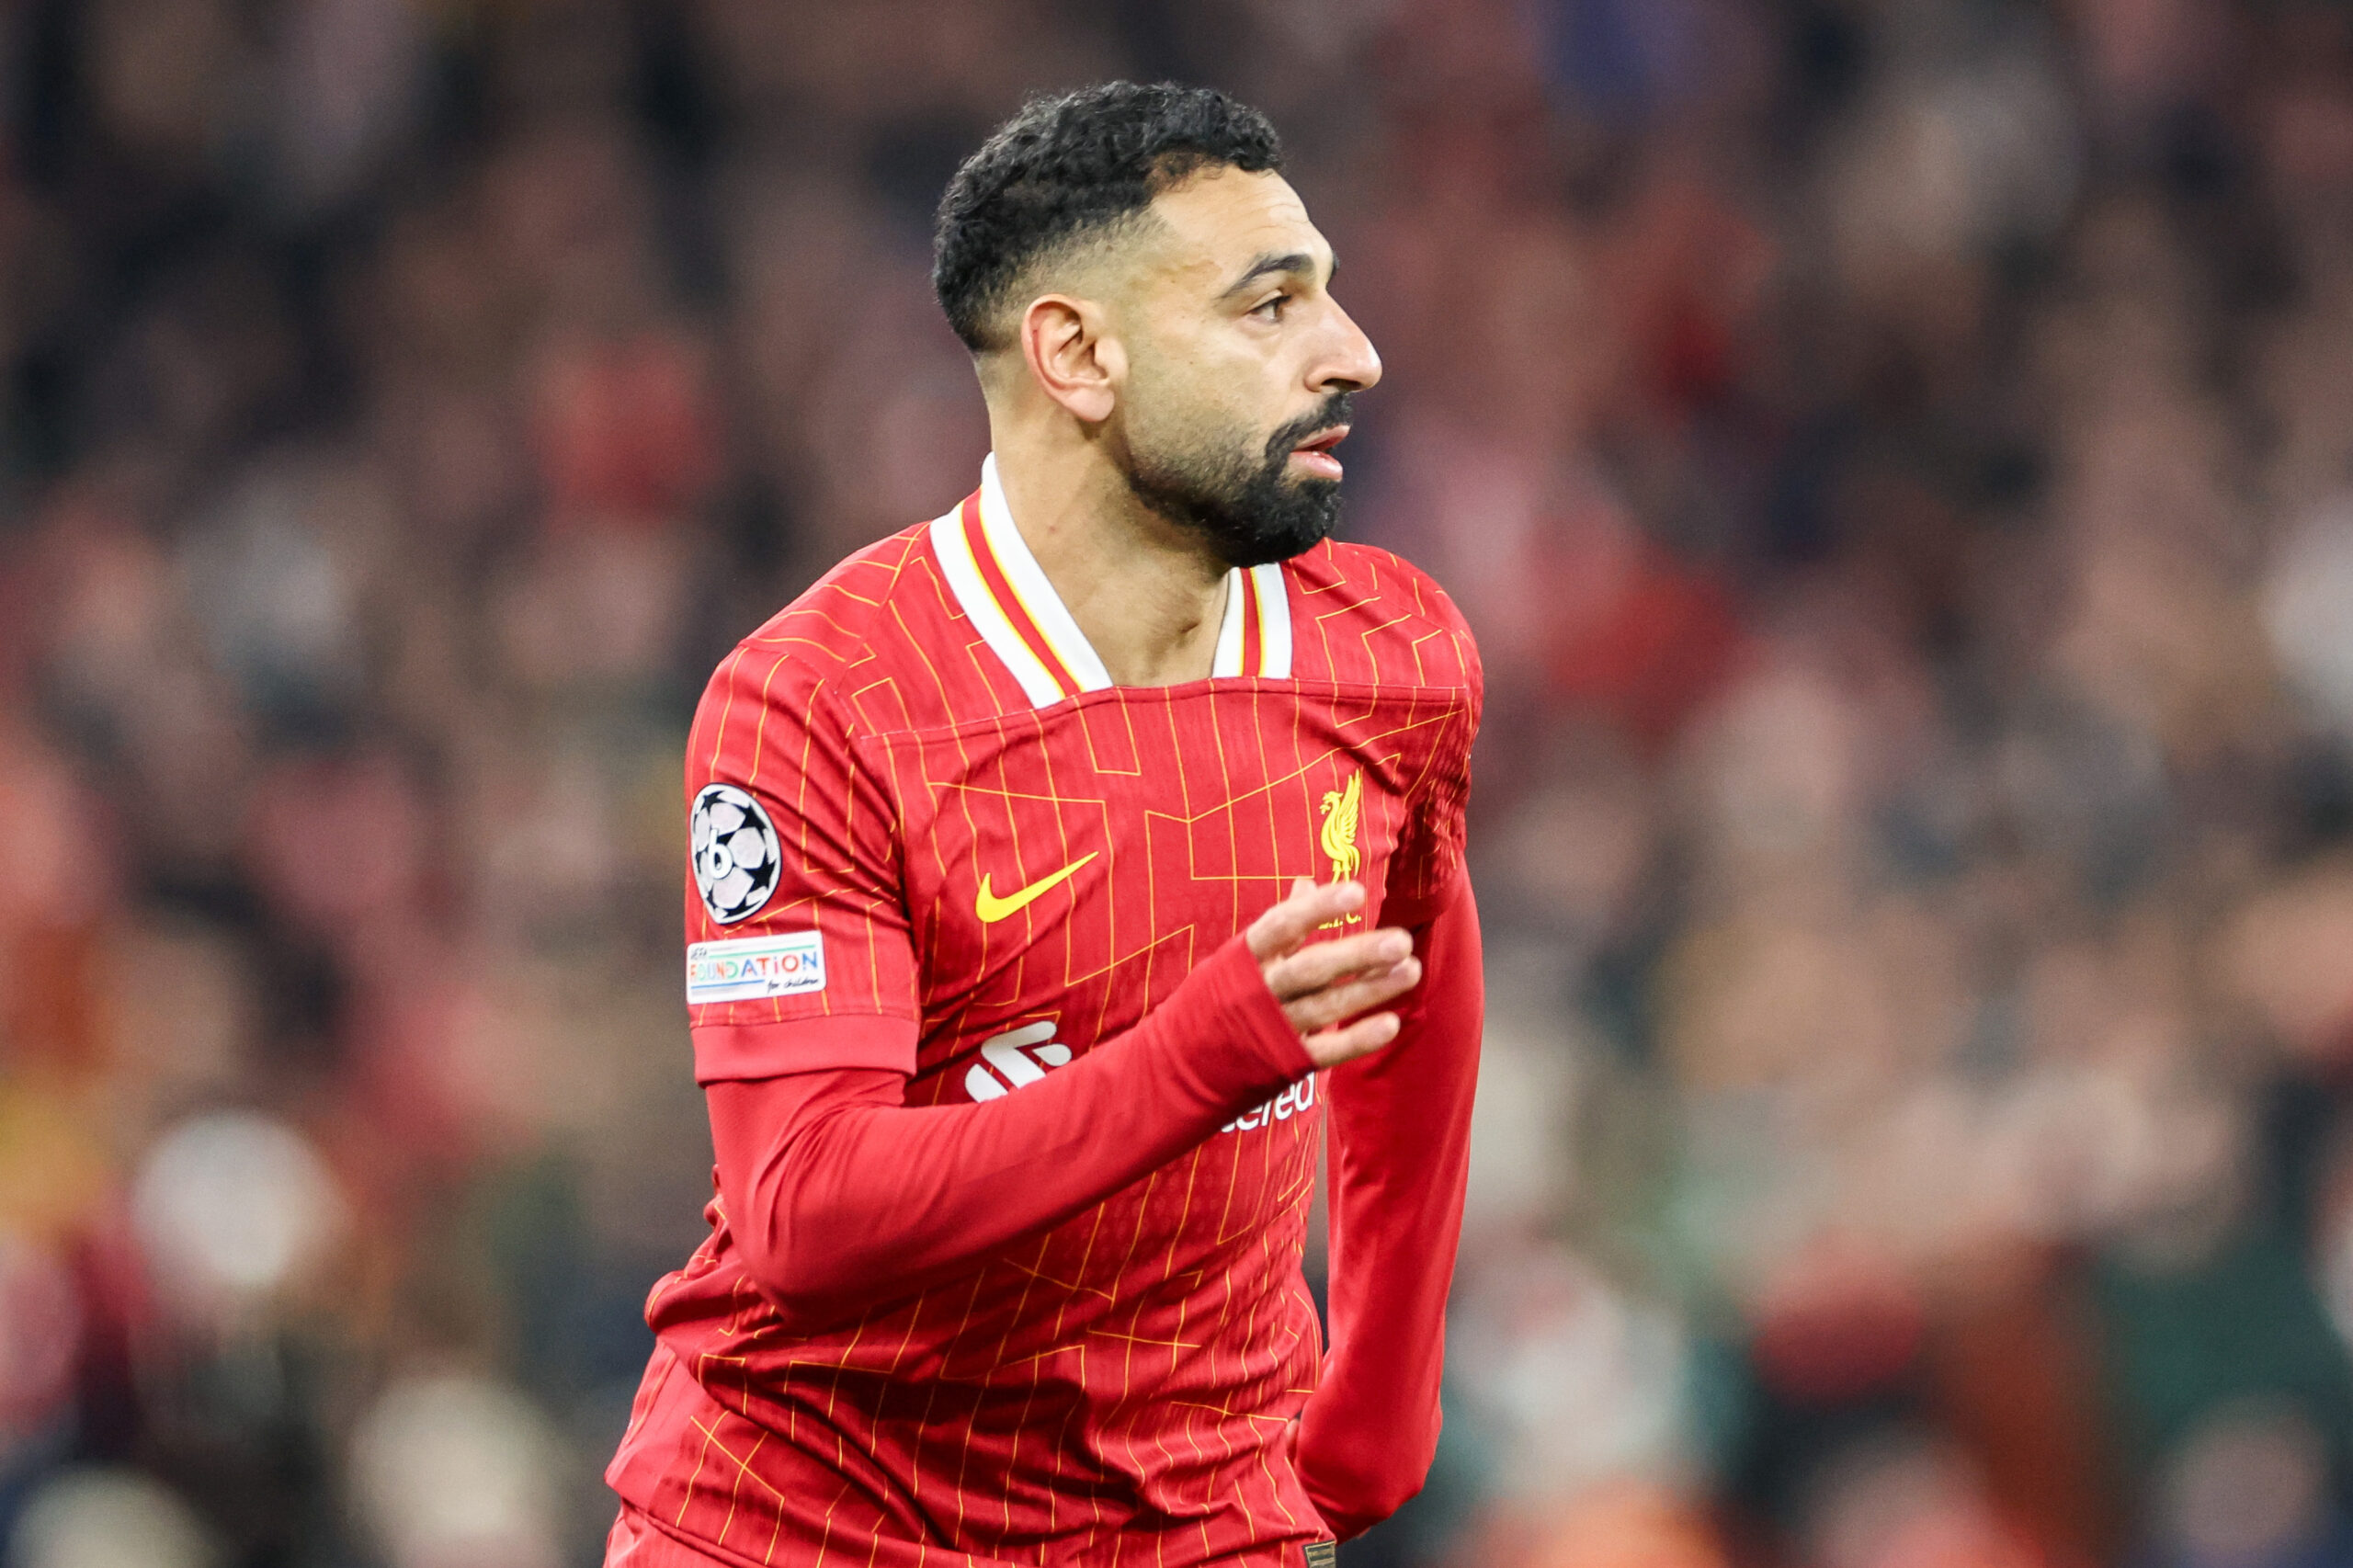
1140;168;1327;289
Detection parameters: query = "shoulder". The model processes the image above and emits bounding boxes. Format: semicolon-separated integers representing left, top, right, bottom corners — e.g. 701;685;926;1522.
1284;539;1481;698
742;526;931;679
691;526;934;752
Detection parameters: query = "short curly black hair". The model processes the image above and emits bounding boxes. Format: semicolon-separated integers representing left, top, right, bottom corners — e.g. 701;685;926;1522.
933;82;1284;354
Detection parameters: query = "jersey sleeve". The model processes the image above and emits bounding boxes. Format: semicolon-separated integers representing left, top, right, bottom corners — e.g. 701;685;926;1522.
704;933;1315;1329
1382;597;1482;928
1299;880;1483;1536
682;642;918;1083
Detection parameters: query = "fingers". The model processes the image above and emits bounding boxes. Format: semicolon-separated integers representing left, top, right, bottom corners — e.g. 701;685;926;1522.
1245;879;1366;963
1261;925;1411;1002
1281;956;1420;1035
1243;878;1419;1072
1301;1010;1402;1069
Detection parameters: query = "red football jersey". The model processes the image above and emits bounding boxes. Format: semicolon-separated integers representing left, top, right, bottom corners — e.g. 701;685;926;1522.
607;458;1481;1565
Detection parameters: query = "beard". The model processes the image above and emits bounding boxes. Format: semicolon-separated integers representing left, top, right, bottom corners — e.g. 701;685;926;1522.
1121;392;1354;569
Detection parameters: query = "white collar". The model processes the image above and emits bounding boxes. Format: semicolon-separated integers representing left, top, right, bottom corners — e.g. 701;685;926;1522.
928;454;1292;708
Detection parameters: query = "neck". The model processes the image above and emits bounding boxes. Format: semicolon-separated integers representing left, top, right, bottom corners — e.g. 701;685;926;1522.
988;419;1233;687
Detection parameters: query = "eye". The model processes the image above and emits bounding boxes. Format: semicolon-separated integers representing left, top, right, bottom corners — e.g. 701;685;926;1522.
1250;292;1290;322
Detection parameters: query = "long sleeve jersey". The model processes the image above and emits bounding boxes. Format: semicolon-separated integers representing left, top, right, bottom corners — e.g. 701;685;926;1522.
605;457;1483;1567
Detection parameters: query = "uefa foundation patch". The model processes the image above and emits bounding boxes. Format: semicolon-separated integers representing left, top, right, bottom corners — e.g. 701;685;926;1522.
687;931;826;1005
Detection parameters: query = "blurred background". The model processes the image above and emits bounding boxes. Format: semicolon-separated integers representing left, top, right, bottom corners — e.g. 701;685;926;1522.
6;0;2353;1564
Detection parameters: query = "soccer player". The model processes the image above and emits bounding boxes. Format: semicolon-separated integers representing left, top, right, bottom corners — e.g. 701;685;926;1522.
605;83;1484;1567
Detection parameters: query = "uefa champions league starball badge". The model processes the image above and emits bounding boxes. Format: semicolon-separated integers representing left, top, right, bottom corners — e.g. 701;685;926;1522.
690;783;782;924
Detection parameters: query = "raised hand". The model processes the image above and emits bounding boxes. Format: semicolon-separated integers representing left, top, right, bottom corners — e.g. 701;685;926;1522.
1245;878;1421;1067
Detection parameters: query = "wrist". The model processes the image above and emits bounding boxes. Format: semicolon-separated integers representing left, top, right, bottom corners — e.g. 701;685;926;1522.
1152;934;1316;1103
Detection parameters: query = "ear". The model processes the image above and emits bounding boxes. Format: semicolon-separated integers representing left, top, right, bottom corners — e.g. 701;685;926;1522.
1018;294;1123;425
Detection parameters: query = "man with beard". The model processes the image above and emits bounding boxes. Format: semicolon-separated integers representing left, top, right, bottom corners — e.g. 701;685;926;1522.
605;83;1484;1568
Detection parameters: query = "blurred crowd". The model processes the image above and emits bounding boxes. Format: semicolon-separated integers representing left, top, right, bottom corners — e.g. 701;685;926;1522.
5;0;2353;1565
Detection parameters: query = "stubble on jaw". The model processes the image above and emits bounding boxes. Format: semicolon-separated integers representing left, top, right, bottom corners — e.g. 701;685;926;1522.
1120;390;1351;569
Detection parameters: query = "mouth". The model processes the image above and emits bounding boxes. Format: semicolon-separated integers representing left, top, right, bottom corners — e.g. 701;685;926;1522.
1289;425;1349;482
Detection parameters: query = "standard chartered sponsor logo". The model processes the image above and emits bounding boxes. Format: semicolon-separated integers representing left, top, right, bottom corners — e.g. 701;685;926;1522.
1222;1073;1317;1135
962;1020;1074;1101
956;1019;1318;1132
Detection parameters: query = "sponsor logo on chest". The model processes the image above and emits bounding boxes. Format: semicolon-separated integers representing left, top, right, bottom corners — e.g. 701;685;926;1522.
954;1017;1317;1139
962;1019;1074;1100
1221;1073;1317;1135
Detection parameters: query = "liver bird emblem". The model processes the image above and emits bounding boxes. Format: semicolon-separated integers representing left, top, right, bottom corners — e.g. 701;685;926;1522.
1318;771;1364;924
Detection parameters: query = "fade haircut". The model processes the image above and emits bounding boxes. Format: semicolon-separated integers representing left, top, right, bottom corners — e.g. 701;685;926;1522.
933;82;1284;354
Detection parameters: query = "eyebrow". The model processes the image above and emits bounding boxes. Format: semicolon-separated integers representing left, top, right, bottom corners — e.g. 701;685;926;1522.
1221;249;1336;300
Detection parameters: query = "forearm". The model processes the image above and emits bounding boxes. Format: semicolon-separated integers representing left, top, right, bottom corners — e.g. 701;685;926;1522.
709;934;1312;1325
1299;881;1483;1538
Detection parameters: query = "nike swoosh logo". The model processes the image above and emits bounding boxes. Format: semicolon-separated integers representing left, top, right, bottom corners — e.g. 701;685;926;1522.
975;852;1098;924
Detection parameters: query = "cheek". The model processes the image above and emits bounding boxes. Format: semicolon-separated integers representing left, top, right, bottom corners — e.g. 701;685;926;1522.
1129;371;1242;463
1127;357;1257;460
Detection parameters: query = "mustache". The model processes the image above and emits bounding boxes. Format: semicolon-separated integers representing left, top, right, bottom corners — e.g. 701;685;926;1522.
1263;393;1356;465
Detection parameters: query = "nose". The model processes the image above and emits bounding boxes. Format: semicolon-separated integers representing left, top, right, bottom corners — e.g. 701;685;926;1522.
1313;299;1382;395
